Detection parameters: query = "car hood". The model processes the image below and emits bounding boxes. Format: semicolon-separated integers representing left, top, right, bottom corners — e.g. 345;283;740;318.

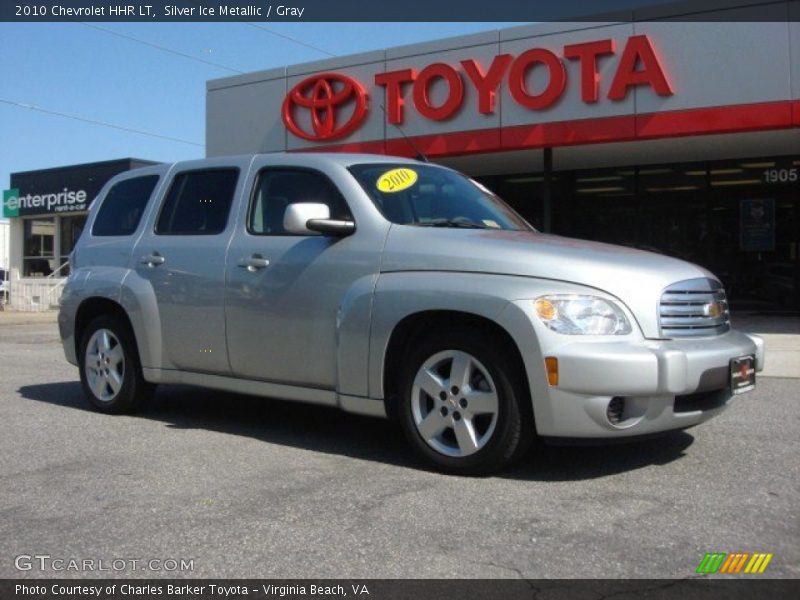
381;226;717;338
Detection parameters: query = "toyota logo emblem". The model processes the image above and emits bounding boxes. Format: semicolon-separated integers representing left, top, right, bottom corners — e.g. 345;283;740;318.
282;72;368;142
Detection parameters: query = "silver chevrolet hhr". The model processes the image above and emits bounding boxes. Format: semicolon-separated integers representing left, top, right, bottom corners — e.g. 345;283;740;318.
58;153;764;474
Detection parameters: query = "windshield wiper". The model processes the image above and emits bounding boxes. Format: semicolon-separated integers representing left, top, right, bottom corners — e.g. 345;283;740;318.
416;218;490;229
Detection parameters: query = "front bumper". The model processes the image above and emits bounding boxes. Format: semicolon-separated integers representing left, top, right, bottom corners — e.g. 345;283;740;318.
503;301;764;438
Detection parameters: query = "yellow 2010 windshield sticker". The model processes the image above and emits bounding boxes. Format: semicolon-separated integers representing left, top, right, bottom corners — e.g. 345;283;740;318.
377;168;418;193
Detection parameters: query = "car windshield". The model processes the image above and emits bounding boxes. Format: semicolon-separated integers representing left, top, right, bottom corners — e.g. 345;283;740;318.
348;163;532;231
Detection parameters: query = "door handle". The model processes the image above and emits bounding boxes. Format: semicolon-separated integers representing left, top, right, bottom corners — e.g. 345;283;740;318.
140;253;165;267
238;255;270;272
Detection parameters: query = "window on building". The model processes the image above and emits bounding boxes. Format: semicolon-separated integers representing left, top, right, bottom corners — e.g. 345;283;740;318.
156;169;238;235
249;168;352;235
23;218;55;277
59;215;87;276
93;175;160;236
481;174;551;231
486;154;798;310
60;216;86;255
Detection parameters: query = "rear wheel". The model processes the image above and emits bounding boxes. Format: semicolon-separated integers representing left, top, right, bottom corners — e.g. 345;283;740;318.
397;330;533;475
78;314;153;414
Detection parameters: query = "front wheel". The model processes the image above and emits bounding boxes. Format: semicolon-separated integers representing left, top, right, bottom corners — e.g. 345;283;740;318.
78;314;154;414
397;331;533;475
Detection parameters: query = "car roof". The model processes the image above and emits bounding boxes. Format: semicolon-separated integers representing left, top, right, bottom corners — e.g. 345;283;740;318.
170;152;429;171
112;153;438;185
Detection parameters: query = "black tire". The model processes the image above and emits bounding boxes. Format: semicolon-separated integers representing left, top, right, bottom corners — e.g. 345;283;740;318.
397;329;534;475
78;314;154;414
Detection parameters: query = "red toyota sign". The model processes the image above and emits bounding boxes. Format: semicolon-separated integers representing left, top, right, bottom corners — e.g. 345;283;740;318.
282;72;369;141
282;34;672;142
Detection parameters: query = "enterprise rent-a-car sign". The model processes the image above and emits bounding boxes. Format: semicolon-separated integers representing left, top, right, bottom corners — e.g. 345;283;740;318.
3;186;88;218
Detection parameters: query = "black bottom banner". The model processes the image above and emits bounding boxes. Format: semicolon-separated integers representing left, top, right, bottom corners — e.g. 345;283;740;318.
1;579;798;600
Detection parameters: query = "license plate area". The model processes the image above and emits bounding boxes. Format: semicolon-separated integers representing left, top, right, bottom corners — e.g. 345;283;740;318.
730;355;756;395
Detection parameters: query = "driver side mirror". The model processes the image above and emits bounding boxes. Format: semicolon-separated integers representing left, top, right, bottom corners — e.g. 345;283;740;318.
283;203;356;237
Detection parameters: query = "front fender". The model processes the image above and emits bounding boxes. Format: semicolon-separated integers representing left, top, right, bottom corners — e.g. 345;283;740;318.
367;271;547;399
366;272;636;431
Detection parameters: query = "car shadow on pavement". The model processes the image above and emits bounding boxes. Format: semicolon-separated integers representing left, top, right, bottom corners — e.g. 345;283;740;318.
18;381;694;481
502;433;695;482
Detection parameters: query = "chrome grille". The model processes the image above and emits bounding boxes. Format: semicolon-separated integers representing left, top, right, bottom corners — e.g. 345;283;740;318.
659;278;730;338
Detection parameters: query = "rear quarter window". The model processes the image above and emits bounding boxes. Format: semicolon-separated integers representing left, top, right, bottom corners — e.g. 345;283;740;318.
92;175;160;237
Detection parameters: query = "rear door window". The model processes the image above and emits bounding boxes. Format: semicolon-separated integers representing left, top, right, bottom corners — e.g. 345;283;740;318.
92;175;160;236
156;169;239;235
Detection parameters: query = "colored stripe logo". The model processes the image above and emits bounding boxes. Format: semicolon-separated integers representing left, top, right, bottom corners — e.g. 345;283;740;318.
697;552;773;574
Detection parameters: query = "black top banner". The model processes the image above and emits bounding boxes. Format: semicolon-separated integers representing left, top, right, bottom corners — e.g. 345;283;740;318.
2;0;799;22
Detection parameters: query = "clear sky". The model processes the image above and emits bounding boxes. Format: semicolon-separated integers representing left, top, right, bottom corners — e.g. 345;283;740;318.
0;21;521;214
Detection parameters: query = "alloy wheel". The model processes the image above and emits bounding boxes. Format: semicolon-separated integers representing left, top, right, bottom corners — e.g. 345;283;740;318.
411;349;499;457
84;328;125;402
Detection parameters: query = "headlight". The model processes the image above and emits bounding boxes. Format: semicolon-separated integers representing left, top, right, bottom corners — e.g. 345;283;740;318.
534;295;632;335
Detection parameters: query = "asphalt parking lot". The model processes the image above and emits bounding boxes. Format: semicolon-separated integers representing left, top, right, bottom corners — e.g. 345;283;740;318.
0;318;797;579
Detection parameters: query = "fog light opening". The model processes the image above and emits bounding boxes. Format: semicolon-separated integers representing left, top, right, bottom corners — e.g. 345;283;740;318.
607;396;626;425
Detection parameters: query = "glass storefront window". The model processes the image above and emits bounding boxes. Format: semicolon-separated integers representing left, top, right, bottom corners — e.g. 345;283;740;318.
60;215;86;256
20;214;87;277
480;154;799;311
59;215;87;276
476;174;558;231
23;218;56;277
570;168;637;248
636;165;709;264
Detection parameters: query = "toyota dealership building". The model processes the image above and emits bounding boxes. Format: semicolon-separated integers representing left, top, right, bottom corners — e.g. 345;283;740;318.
2;2;798;312
207;1;800;310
